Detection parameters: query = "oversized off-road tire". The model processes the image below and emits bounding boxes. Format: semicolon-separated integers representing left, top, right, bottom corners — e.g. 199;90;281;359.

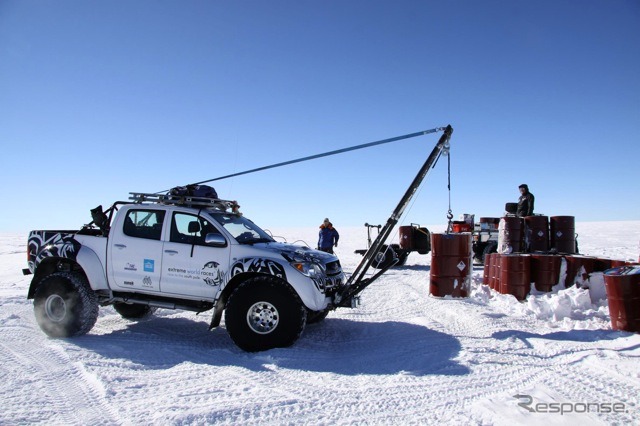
306;308;330;324
225;276;307;352
113;302;156;320
33;272;99;338
481;241;498;264
371;245;397;270
396;251;409;266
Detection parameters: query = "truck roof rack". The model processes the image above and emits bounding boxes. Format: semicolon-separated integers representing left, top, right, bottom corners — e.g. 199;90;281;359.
128;193;241;213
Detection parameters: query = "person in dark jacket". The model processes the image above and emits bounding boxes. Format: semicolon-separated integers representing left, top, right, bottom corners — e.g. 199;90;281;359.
516;184;535;217
318;218;339;254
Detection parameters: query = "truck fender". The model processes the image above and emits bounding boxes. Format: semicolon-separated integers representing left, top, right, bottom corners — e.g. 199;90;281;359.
230;257;326;311
287;276;327;312
27;246;108;299
211;272;313;329
76;246;109;291
209;269;326;329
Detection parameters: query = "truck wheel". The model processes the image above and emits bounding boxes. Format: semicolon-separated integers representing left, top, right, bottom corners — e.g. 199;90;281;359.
473;241;487;264
33;272;99;338
396;251;409;266
113;302;156;320
225;276;307;352
371;245;397;269
306;309;330;324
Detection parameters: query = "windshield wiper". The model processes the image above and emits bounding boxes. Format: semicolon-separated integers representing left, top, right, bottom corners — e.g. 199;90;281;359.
243;237;275;245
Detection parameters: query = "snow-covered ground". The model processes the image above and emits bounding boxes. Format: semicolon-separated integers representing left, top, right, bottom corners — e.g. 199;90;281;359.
1;221;639;425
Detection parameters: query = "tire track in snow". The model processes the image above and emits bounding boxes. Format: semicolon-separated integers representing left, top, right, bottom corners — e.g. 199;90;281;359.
0;330;120;424
350;266;639;424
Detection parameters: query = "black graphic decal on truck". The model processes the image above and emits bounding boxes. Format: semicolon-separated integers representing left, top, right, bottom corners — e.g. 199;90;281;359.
202;261;226;287
230;258;287;281
28;231;81;271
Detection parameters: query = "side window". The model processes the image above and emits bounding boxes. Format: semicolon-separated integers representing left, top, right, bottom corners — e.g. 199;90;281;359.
123;210;165;241
171;213;222;246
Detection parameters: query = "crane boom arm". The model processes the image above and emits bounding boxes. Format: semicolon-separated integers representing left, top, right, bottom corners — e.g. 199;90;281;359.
336;124;453;307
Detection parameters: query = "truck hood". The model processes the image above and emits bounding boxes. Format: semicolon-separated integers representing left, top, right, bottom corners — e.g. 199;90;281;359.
251;242;338;264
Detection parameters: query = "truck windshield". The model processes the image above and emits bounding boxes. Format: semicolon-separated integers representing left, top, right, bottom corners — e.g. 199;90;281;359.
209;213;275;245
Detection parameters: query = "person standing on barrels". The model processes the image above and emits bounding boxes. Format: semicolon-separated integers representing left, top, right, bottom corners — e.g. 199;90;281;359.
318;218;339;254
517;184;535;217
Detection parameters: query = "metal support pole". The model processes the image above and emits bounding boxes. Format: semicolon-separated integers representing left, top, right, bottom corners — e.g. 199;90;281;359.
337;125;453;307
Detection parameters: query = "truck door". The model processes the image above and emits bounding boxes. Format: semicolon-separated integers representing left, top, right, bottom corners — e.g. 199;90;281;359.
160;212;229;299
109;208;165;293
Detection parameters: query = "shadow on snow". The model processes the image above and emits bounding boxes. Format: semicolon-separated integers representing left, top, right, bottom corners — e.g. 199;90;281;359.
491;328;638;352
71;315;469;377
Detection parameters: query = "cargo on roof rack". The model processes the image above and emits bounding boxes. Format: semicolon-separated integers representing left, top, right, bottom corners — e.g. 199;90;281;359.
128;192;241;213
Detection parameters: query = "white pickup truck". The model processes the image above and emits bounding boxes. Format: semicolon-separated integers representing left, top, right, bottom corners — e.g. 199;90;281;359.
23;193;345;352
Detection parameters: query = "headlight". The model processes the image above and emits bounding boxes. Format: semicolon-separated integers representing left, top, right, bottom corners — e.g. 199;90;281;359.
291;261;324;278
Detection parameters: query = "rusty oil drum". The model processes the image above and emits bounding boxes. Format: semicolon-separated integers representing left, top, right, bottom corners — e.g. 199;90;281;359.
530;254;561;292
483;253;494;285
499;254;531;301
485;253;501;290
604;266;640;332
524;215;549;253
594;258;613;272
430;232;472;298
399;225;430;254
490;253;501;290
550;216;576;254
498;216;524;254
564;255;596;287
611;260;640;268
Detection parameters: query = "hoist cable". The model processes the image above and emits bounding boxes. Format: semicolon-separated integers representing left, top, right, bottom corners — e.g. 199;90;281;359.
157;127;447;194
446;143;454;233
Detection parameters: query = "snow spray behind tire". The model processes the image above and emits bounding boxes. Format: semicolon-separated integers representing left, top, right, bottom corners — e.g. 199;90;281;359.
429;233;472;298
604;266;640;332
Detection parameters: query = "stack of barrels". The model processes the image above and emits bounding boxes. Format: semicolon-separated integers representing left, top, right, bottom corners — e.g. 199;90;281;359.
430;215;639;308
483;215;574;300
438;214;640;332
482;215;638;301
484;253;567;300
484;253;638;301
497;215;577;255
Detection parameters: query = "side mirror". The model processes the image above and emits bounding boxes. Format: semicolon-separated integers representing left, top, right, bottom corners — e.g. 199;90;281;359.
205;233;227;247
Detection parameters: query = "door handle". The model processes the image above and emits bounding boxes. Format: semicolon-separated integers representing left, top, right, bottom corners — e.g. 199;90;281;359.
114;244;126;249
164;250;179;255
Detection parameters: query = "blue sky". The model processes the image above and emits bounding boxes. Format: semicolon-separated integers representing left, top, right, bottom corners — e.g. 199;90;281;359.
1;1;638;233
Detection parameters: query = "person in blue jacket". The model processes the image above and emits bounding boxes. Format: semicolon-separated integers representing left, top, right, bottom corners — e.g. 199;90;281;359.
318;218;339;254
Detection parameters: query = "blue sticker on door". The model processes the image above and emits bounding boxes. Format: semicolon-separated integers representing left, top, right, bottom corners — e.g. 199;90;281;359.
144;259;155;272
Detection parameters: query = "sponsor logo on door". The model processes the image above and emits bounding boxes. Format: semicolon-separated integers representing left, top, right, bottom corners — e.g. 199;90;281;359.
144;259;155;272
